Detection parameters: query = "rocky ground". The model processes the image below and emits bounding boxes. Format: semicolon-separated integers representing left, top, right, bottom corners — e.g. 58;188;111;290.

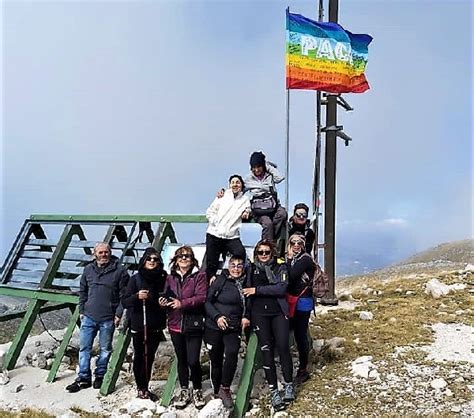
0;260;473;417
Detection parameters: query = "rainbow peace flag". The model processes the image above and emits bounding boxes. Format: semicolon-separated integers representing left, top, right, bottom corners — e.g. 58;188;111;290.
286;11;372;93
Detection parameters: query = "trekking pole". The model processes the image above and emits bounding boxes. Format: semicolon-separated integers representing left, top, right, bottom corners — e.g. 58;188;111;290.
142;299;149;386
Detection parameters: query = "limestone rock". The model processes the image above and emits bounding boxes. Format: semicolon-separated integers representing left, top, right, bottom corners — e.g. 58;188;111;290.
0;369;10;385
125;398;157;414
425;279;450;298
359;311;374;321
464;263;474;272
430;378;447;390
0;349;5;369
197;399;229;418
59;412;81;418
351;356;380;380
159;413;177;418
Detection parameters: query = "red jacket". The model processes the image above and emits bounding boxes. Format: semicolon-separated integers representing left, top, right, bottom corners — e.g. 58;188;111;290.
164;268;208;333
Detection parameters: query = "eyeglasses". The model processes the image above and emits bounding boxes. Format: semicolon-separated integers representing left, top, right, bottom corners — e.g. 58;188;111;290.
290;240;305;246
256;250;271;256
146;256;160;262
295;212;308;219
177;254;192;260
229;263;244;269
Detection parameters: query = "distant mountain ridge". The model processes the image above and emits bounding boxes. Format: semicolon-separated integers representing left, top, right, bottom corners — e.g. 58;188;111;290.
340;238;473;281
394;239;473;266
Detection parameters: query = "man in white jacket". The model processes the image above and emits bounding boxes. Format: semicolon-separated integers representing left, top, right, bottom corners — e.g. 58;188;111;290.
205;174;251;281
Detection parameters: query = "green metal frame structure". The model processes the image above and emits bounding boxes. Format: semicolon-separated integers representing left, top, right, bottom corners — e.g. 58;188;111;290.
0;214;273;417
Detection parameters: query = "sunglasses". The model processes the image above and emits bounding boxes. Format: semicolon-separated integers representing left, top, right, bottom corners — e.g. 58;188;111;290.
256;250;272;256
229;263;244;269
146;256;160;262
295;212;308;219
177;254;192;260
290;240;305;246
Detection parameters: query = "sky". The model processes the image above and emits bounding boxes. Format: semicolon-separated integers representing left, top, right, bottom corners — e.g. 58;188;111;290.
1;0;472;274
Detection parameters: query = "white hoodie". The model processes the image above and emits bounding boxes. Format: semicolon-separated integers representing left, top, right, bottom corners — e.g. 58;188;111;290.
206;189;251;239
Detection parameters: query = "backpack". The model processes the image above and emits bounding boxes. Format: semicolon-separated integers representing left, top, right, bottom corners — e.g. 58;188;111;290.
299;254;329;301
312;262;329;300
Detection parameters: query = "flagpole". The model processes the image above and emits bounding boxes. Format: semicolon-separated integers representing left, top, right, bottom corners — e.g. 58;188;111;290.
323;0;339;305
312;0;325;262
285;8;290;238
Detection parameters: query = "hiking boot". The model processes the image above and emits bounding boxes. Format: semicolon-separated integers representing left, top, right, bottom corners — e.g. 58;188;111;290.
65;379;91;393
193;389;206;409
270;389;285;411
282;382;295;403
294;369;310;385
218;386;233;409
147;391;158;402
174;388;191;409
93;376;103;389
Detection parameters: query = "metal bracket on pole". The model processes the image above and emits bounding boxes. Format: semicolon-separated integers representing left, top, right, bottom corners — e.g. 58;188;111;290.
321;125;353;146
323;93;354;112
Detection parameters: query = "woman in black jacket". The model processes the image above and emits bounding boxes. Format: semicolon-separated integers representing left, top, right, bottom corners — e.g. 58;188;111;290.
121;247;167;400
243;240;294;411
286;233;315;385
204;255;246;409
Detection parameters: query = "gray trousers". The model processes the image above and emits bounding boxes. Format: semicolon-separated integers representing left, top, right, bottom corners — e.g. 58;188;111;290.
254;206;288;241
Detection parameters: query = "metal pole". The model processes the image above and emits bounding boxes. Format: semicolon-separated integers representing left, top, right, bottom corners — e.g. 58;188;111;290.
285;87;290;217
323;0;339;305
312;0;325;262
142;299;149;387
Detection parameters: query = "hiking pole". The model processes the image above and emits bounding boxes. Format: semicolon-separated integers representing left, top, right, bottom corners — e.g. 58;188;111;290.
142;298;149;387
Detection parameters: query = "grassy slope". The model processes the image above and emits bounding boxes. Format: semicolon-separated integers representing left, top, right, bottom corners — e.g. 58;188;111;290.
288;268;473;416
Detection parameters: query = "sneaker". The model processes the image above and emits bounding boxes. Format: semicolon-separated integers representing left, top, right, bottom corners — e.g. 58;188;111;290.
218;386;233;409
93;376;103;389
282;382;295;403
294;369;310;385
137;389;149;399
270;389;285;411
193;389;206;409
65;379;92;393
174;388;191;409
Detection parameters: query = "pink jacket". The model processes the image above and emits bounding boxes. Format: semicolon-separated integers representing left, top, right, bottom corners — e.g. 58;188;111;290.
164;269;208;333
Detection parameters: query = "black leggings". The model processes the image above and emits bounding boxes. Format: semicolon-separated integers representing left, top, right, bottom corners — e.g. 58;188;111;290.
205;233;247;280
290;310;311;370
132;329;160;391
170;331;203;389
204;327;241;393
252;313;293;388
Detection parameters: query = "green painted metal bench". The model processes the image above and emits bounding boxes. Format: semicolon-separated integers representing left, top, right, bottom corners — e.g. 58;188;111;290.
0;214;281;417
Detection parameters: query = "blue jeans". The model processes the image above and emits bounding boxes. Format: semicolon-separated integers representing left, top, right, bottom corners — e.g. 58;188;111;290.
78;316;115;381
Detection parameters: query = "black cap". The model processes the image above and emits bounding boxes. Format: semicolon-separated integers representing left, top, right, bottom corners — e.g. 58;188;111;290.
250;151;266;168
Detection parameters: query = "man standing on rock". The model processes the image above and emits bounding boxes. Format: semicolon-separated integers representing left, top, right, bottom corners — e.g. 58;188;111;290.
66;242;129;393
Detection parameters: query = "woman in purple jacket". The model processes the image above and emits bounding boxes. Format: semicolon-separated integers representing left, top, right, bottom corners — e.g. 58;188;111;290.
159;246;208;409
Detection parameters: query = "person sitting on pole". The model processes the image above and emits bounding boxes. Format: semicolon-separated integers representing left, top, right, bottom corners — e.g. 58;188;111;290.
245;151;287;243
121;247;167;400
66;242;129;393
204;254;248;409
287;203;315;255
205;174;251;282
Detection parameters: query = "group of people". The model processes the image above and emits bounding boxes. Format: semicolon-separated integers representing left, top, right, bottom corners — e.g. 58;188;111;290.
66;151;319;413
